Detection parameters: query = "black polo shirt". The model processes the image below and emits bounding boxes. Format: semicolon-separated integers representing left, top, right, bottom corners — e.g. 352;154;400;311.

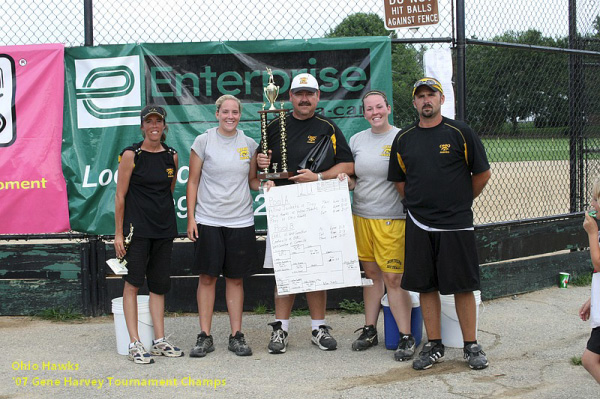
388;117;490;229
260;112;353;186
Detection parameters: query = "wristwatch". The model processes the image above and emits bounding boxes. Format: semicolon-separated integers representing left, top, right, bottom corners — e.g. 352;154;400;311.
317;173;323;181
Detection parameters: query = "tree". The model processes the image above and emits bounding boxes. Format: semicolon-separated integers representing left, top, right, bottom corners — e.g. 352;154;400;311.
326;13;423;127
466;30;569;134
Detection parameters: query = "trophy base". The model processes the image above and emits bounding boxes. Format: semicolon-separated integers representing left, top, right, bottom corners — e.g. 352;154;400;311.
106;258;129;275
258;171;295;180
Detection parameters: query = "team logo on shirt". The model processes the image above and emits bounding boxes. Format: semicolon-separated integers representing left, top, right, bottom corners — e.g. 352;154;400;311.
166;168;174;178
307;135;317;144
381;145;391;157
237;147;250;160
439;144;451;154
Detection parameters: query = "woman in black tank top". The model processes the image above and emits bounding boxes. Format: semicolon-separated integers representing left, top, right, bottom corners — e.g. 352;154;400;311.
114;105;183;364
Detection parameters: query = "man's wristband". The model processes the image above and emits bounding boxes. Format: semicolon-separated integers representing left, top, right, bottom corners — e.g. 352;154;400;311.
317;173;323;181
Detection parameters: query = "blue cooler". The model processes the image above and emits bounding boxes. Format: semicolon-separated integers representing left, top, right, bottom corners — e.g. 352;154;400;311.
381;292;423;350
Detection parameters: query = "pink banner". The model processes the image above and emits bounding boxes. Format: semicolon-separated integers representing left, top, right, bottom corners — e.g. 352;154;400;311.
0;44;70;234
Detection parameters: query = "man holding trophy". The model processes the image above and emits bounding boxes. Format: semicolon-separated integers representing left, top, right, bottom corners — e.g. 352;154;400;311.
257;72;354;354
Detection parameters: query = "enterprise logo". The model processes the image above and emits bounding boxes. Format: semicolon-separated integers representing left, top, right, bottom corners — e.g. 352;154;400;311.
75;56;141;128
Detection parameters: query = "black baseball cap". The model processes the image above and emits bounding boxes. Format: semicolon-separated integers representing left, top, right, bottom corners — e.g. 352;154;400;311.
140;105;167;121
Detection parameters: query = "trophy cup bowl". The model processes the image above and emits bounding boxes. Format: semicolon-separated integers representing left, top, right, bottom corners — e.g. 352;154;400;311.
264;83;279;111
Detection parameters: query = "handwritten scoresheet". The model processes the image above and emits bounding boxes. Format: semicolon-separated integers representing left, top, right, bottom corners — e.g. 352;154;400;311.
265;178;362;295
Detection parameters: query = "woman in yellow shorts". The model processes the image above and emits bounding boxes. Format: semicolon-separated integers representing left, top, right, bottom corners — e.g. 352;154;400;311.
338;90;414;361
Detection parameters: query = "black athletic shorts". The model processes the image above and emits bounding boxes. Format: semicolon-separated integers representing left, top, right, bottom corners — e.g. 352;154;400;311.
587;327;600;355
401;215;480;295
123;236;173;294
193;224;257;279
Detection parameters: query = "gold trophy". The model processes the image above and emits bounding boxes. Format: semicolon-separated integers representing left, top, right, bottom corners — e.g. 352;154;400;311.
106;224;134;275
264;69;279;111
258;68;293;180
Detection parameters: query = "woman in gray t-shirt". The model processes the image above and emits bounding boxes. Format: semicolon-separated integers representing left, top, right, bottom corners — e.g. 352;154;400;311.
339;91;414;361
186;95;260;357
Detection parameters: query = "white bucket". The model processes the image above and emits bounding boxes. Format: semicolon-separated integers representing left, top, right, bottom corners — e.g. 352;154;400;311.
111;295;155;355
440;291;482;348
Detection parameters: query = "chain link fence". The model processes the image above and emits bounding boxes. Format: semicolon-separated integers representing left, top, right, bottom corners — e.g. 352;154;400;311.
2;0;599;225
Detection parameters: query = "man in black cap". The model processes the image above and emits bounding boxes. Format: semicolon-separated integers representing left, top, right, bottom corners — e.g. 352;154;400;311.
388;77;491;371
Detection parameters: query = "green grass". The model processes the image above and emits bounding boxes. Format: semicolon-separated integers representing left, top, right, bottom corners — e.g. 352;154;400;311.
482;137;570;162
252;301;270;314
570;273;593;287
339;299;365;314
34;307;84;322
164;310;184;317
291;308;310;317
571;356;582;366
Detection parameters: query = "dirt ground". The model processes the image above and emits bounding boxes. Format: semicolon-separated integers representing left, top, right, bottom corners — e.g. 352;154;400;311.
1;286;599;399
474;160;571;224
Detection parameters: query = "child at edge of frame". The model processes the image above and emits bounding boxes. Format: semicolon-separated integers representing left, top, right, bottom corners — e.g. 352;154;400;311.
579;176;600;384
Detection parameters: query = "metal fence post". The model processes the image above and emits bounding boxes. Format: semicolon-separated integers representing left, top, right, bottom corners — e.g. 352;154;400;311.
80;241;91;316
455;0;466;122
568;0;582;212
97;238;107;314
89;236;99;316
84;0;93;46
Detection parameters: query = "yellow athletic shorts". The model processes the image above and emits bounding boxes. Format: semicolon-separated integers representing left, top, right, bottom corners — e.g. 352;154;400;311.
352;215;405;274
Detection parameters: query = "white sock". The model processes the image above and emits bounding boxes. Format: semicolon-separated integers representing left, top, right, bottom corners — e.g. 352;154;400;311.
311;319;325;331
153;337;165;344
276;319;290;332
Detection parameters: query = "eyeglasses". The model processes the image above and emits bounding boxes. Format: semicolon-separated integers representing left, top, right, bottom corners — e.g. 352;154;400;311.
412;78;443;97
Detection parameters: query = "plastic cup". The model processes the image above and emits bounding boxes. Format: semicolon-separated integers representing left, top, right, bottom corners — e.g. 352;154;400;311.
559;272;570;289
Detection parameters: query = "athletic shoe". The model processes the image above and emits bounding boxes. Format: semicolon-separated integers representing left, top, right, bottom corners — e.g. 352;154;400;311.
351;325;378;351
189;331;215;358
311;325;337;351
128;340;154;364
463;343;489;370
150;337;184;357
228;331;252;356
412;341;444;370
394;334;416;361
267;321;288;354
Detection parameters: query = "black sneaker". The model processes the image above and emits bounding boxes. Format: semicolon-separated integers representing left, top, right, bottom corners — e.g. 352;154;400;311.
463;343;489;370
267;321;288;354
351;325;378;351
189;331;214;358
228;331;252;356
412;341;444;370
394;334;416;361
311;325;337;351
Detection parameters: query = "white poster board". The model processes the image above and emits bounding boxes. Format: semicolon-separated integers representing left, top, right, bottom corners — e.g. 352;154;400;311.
423;47;455;119
265;179;361;295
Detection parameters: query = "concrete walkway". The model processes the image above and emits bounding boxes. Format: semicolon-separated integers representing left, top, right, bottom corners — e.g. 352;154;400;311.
1;286;598;398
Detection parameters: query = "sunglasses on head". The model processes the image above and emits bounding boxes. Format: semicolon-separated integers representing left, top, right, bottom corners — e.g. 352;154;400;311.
412;78;443;96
